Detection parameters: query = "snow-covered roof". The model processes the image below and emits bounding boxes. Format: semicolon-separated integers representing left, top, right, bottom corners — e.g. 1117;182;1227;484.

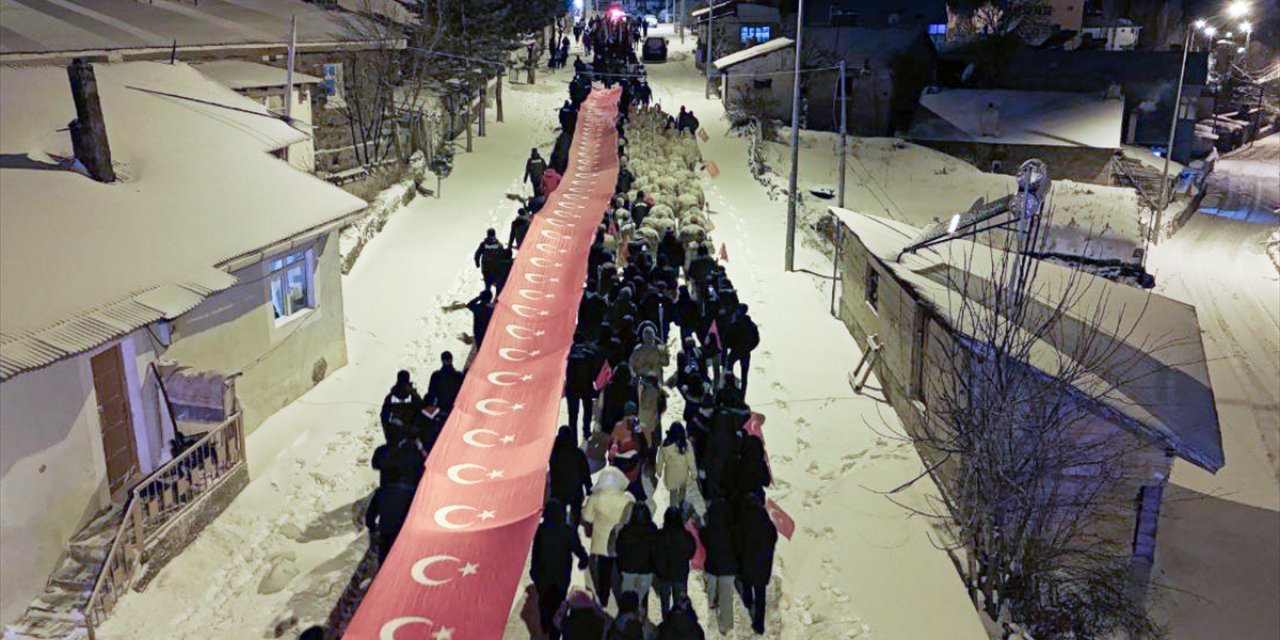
714;38;795;71
691;1;736;18
0;0;380;58
910;88;1123;149
0;61;366;380
831;207;1224;472
195;60;323;90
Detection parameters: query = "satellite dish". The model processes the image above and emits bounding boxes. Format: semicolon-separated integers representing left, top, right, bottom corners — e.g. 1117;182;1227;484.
961;63;975;83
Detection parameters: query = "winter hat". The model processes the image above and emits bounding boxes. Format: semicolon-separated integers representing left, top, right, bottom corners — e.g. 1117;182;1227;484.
396;370;411;385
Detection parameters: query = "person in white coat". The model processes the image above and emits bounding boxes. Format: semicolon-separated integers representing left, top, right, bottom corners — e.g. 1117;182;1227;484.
582;466;636;607
656;423;697;516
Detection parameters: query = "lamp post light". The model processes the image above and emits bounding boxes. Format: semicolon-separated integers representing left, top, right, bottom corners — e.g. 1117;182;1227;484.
1227;0;1249;19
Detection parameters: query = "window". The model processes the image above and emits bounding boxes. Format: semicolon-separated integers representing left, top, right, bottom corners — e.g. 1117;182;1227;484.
865;267;880;309
740;25;771;44
752;78;773;89
269;250;315;322
928;22;947;36
322;62;345;102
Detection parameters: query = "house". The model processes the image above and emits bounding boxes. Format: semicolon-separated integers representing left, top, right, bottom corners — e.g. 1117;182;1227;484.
908;87;1124;183
692;1;784;68
0;0;407;180
714;38;797;122
1048;0;1086;32
804;0;948;31
195;61;324;173
830;206;1222;585
1080;17;1142;50
0;61;365;628
940;49;1211;164
802;27;937;134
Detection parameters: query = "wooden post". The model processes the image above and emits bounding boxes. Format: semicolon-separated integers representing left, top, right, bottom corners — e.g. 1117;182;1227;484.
66;59;116;183
496;69;504;123
465;88;474;152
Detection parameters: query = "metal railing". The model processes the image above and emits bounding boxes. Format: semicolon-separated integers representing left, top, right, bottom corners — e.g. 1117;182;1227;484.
85;413;245;637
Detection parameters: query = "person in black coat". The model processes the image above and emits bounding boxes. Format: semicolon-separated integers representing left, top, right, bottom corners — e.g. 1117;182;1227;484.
566;335;602;441
364;479;415;563
559;100;578;133
731;435;772;501
509;207;533;249
657;597;706;640
424;351;464;416
703;392;747;500
526;148;548;196
724;304;760;393
614;503;657;614
699;499;738;635
474;228;506;293
466;289;495;347
578;287;607;343
548;426;593;524
551;131;573;174
556;589;612;640
652;506;696;617
379;370;420;443
735;493;778;634
531;500;589;640
606;592;644;640
370;436;425;488
410;401;445;456
600;363;635;434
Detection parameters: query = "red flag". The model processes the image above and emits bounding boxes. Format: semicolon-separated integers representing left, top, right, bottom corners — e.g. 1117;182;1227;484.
705;161;720;178
766;498;796;540
686;521;706;570
718;243;729;262
594;360;613;391
706;320;722;350
607;217;618;236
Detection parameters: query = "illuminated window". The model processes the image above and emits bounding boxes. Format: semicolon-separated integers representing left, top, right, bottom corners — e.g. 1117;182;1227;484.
740;25;771;43
928;23;947;35
268;250;315;322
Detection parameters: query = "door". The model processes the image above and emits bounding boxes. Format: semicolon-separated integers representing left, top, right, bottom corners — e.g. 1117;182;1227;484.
91;345;140;499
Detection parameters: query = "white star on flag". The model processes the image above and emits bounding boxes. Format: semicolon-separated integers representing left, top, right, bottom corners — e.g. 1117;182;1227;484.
500;435;516;444
459;562;479;576
487;470;505;479
478;510;496;520
512;403;525;411
521;375;534;382
433;628;454;640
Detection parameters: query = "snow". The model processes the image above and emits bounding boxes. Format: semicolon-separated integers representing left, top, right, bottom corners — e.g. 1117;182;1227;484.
834;207;1222;471
713;38;794;71
0;61;364;377
193;60;323;90
0;0;362;56
911;88;1124;149
756;133;1145;265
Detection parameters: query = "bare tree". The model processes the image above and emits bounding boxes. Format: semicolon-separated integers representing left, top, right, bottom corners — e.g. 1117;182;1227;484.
885;187;1185;637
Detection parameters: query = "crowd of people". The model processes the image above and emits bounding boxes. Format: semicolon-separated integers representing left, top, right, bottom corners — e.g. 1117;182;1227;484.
359;15;779;640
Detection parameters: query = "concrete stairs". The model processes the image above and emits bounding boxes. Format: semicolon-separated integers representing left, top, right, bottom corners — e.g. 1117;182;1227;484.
4;507;123;640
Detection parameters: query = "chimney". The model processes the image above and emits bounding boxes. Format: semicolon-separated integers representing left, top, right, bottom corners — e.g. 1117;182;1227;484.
66;58;116;183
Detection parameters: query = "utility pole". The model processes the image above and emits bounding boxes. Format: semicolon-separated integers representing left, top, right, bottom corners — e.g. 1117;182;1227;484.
784;0;806;271
496;67;504;123
837;58;847;208
679;0;686;42
285;15;296;122
1158;26;1191;231
705;5;715;98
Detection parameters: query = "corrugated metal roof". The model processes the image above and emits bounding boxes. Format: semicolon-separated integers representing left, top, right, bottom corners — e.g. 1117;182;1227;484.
0;270;236;380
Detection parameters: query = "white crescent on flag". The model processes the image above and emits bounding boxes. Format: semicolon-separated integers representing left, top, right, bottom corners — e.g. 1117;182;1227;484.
380;617;434;640
410;556;459;586
540;229;566;241
546;218;575;228
446;463;490;486
528;257;563;269
504;324;540;340
524;272;558;284
518;289;553;301
486;371;530;387
461;428;501;448
510;303;544;318
498;347;541;362
474;398;514;415
535;242;566;254
433;505;480;530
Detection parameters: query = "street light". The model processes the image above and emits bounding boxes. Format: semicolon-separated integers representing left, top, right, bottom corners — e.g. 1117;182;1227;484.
1241;21;1253;49
1227;1;1249;18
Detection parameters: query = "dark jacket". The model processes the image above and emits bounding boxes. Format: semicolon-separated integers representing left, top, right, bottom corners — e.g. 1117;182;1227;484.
549;431;593;500
731;436;773;499
474;237;506;276
614;514;656;575
525;154;547;186
467;296;494;344
379;382;420;430
531;517;588;589
371;438;425;487
509;212;532;248
652;518;696;581
566;342;602;396
735;501;778;586
364;480;416;544
698;502;738;576
425;365;464;414
657;608;706;640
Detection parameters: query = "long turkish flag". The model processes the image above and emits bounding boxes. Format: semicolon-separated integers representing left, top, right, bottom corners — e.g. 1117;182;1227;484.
344;87;621;640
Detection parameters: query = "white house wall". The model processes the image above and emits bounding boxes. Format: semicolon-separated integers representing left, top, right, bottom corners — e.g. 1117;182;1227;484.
288;85;316;173
161;231;347;436
0;329;163;625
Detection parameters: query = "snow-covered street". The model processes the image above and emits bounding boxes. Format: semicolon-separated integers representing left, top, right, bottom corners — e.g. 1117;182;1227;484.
82;22;1277;640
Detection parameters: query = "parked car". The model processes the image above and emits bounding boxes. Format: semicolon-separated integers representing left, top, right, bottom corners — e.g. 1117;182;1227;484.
642;36;668;62
643;14;659;27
